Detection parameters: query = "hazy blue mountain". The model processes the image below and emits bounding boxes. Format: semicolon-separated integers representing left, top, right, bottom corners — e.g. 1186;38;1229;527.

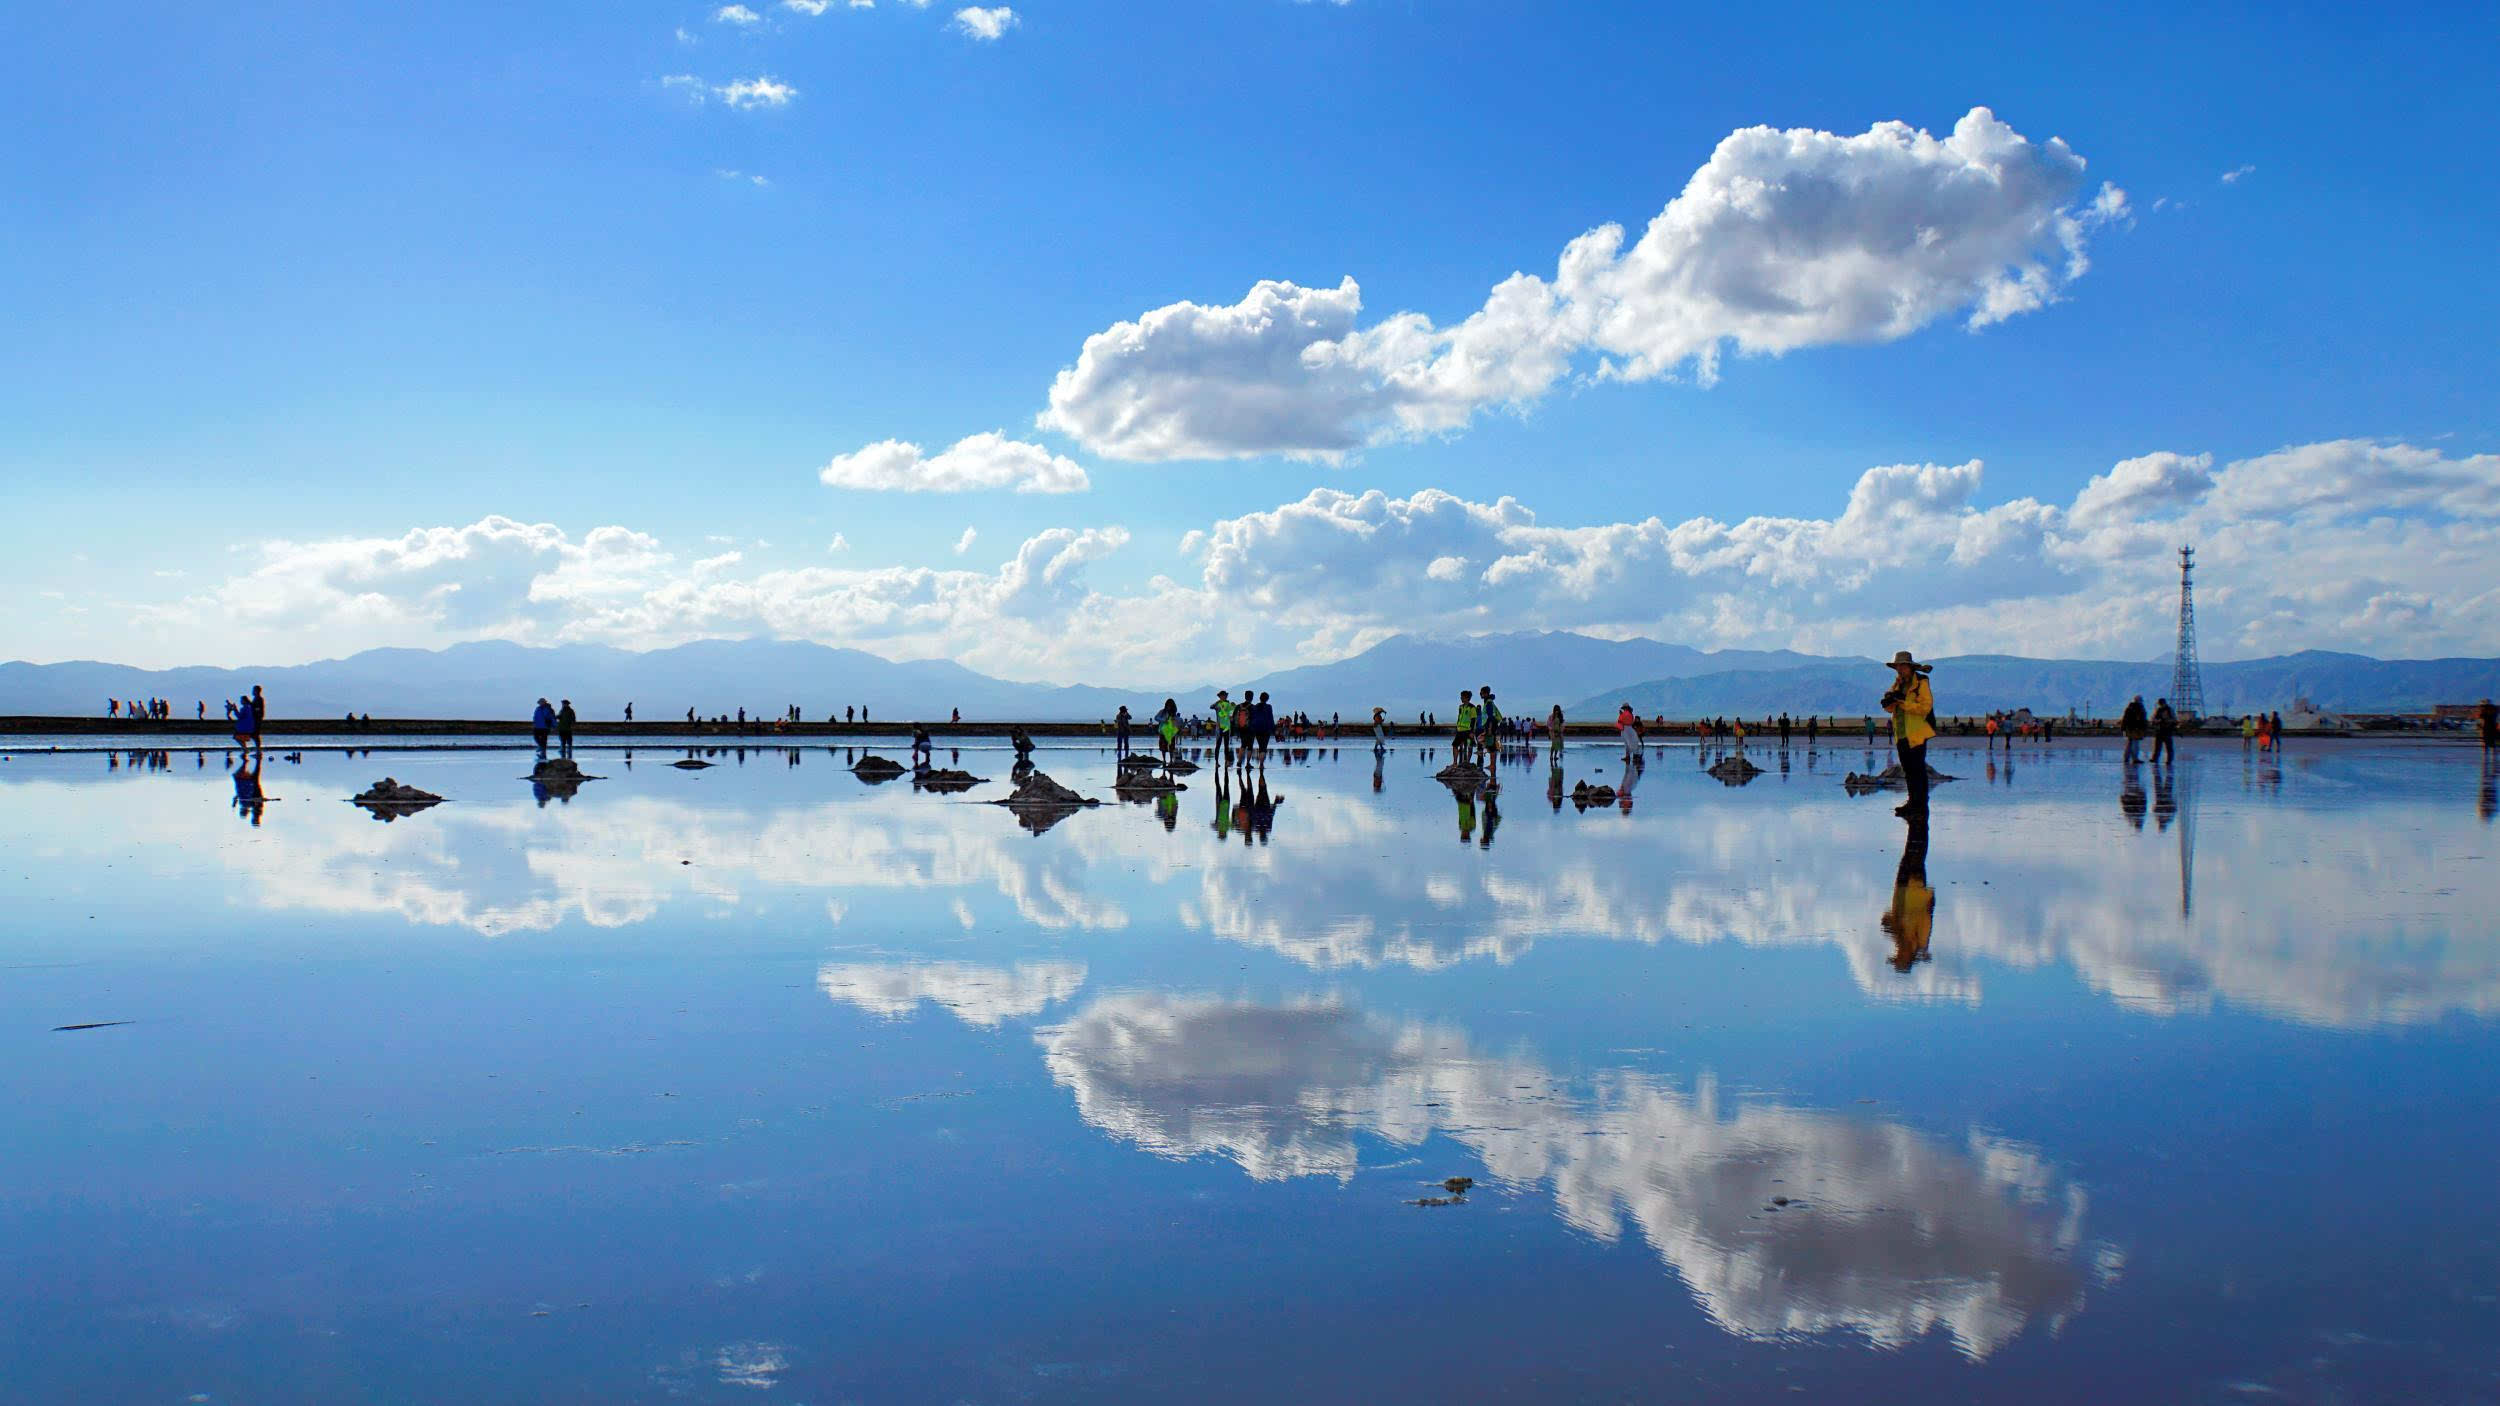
1233;631;1857;718
0;629;1852;724
1572;651;2500;720
0;639;1154;722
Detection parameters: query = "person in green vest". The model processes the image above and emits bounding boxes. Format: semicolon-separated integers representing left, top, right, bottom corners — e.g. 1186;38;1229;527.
1155;698;1182;762
1210;690;1237;761
1453;691;1479;760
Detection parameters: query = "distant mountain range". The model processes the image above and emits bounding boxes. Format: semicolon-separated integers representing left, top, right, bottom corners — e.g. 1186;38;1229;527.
1237;632;1852;719
1571;651;2500;720
5;634;2495;723
0;639;1141;722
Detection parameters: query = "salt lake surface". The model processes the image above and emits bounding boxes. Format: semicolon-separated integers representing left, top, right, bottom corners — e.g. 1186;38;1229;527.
3;736;2496;1403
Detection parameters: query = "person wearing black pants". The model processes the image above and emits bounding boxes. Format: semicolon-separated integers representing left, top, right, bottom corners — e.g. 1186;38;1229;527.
1882;652;1936;817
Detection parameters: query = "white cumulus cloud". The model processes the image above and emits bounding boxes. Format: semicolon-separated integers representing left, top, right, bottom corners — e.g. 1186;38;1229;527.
1039;108;2124;462
818;431;1090;494
715;75;797;108
952;5;1017;39
661;74;798;108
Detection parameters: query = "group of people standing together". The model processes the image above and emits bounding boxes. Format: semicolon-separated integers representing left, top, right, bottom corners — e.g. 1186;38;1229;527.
2117;696;2299;762
106;697;187;721
228;687;268;753
1447;686;1529;760
1120;691;1288;764
531;698;578;756
2116;696;2185;765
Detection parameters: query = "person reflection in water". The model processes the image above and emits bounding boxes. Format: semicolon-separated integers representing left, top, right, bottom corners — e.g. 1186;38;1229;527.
2151;764;2177;832
1882;813;1933;972
1244;775;1278;845
231;754;267;826
2120;758;2148;830
1478;788;1501;849
1456;787;1477;844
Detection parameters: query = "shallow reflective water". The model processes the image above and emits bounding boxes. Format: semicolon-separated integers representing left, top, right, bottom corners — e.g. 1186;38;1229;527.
4;737;2496;1402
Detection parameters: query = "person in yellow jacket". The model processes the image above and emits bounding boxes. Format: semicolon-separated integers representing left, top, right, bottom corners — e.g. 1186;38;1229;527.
1881;650;1937;816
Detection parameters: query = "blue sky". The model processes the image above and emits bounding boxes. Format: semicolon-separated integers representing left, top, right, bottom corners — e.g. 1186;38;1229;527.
4;1;2495;679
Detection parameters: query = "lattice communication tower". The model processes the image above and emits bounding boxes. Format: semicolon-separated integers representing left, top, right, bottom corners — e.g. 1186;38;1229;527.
2170;545;2207;720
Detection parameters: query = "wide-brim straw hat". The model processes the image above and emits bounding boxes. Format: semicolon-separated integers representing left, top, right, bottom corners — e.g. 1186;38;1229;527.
1886;651;1931;673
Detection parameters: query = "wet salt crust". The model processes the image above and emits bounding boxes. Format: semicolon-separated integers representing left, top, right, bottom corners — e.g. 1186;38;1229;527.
2;736;2495;1402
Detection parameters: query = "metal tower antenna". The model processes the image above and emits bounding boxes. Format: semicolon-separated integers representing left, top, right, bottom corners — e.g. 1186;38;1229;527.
2170;545;2207;721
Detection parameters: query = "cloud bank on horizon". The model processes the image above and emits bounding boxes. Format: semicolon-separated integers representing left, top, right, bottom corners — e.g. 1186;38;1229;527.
131;437;2500;682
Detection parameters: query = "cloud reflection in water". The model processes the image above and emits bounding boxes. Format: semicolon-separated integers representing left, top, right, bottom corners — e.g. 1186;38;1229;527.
13;749;2496;1029
1033;990;2106;1358
818;960;1087;1027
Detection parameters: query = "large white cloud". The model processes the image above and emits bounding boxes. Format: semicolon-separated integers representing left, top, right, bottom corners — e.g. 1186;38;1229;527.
819;431;1090;494
137;518;1135;680
1178;439;2500;665
1038;108;2124;462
